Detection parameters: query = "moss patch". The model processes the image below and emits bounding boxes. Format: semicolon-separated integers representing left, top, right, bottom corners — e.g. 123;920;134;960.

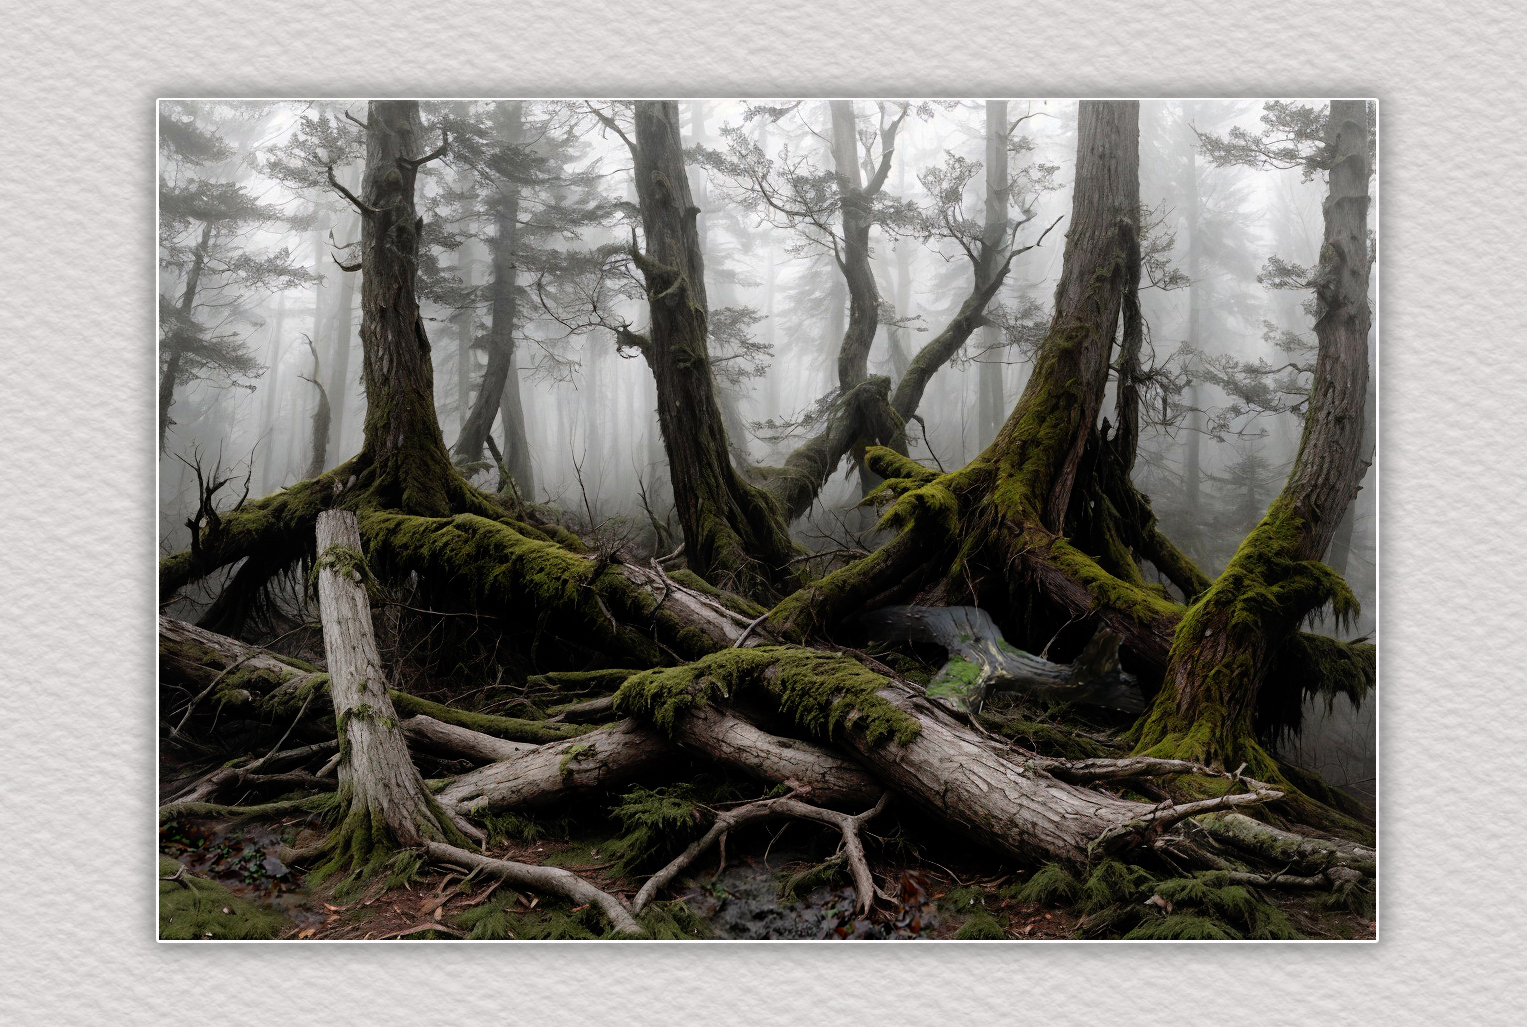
389;690;588;744
614;646;920;748
159;857;288;940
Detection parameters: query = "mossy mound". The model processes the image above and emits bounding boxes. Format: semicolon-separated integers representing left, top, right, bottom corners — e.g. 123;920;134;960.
158;857;289;940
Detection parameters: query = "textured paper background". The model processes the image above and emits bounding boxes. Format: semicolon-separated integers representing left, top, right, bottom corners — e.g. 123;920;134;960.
5;1;1523;1022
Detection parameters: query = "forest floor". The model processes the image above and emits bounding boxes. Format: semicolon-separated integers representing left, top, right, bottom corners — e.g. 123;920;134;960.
158;605;1376;942
157;802;1377;941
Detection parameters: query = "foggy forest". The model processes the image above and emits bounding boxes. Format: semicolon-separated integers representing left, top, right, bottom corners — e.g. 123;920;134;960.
157;97;1376;941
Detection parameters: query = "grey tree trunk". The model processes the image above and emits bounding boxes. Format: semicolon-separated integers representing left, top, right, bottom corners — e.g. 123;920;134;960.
257;292;288;493
1183;102;1205;526
627;100;799;597
315;509;455;849
159;222;213;450
1137;101;1373;771
452;103;533;498
977;100;1009;447
324;169;361;460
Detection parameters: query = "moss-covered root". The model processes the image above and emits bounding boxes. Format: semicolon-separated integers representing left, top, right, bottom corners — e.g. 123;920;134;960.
615;646;920;749
360;511;676;665
1133;497;1363;773
766;521;946;642
159;468;342;599
387;691;588;744
159;857;289;940
421;841;641;935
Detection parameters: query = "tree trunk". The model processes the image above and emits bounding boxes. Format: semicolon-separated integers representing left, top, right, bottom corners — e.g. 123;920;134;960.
314;509;468;862
353;100;457;516
453;102;532;500
303;336;330;478
453;240;475;442
159;222;212;451
257;292;289;494
325;172;361;459
765;101;1147;650
1135;101;1373;774
829;100;882;393
977;100;1009;448
1182;102;1205;533
627;100;799;598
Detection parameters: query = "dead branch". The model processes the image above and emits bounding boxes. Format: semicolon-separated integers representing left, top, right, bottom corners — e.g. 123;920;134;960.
422;841;641;935
633;791;889;915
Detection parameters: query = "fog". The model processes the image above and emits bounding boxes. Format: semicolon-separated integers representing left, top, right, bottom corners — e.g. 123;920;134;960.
158;98;1375;802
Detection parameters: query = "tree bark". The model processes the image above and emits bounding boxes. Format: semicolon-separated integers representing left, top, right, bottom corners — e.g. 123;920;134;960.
159;222;212;451
453;102;533;498
352;100;457;516
314;509;469;856
628;100;799;598
828;100;882;393
1135;101;1373;773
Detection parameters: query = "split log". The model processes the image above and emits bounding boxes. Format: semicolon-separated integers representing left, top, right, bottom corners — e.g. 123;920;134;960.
434;719;672;812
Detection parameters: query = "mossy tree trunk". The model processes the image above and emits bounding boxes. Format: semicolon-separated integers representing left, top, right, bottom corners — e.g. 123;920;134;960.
349;100;457;517
160;100;505;612
1132;101;1373;774
625;100;800;599
313;509;471;868
767;101;1157;647
757;101;1048;524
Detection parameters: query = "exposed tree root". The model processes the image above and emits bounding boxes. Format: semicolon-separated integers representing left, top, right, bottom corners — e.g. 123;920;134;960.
633;791;890;916
421;841;641;935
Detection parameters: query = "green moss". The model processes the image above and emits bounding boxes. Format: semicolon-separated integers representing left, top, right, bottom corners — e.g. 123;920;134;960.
310;541;377;595
925;655;987;712
452;891;524;939
159;857;288;940
558;743;594;782
614;646;920;748
637;900;711;939
1081;860;1154;914
1009;863;1080;906
388;691;589;744
160;470;338;599
953;907;1006;940
1123;913;1239;940
605;783;716;876
668;569;769;619
863;446;939;484
1134;495;1367;771
360;511;680;665
527;669;638;697
1047;536;1182;624
779;855;849;903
